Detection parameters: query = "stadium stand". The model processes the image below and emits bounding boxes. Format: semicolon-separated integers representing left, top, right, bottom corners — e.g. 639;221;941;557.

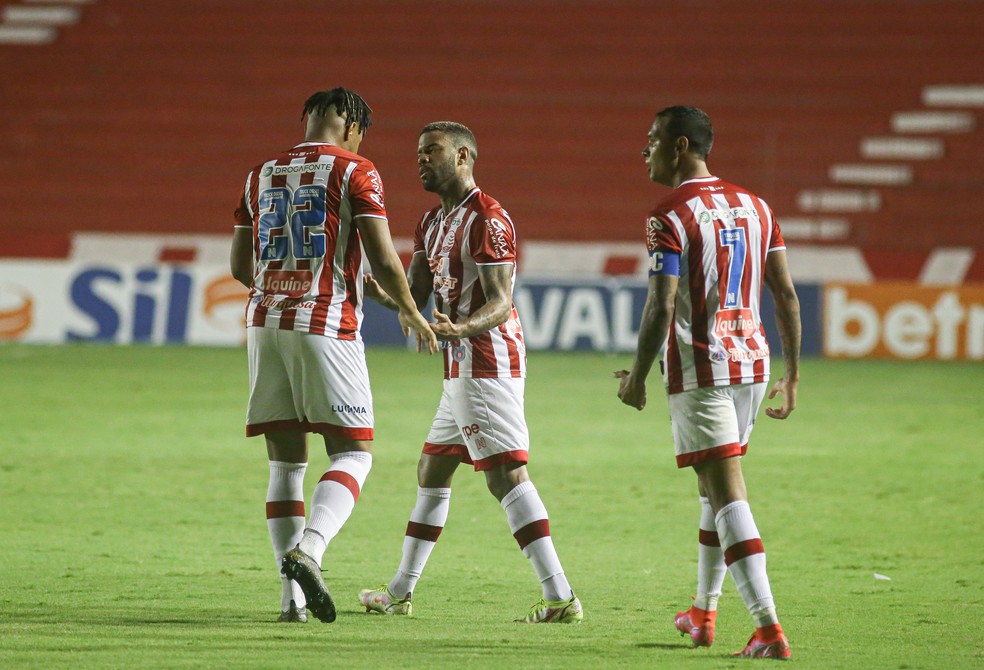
1;1;982;280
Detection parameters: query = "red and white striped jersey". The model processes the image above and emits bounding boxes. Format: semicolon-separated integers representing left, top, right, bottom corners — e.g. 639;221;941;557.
233;142;387;339
413;187;526;379
646;176;786;394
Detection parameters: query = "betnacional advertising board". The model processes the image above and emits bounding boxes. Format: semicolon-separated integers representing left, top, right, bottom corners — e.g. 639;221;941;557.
824;283;984;360
1;259;981;360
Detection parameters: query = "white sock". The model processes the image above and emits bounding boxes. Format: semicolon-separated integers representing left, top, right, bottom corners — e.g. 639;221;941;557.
388;487;451;598
501;481;573;602
298;451;372;566
716;500;778;626
266;461;307;609
694;496;725;611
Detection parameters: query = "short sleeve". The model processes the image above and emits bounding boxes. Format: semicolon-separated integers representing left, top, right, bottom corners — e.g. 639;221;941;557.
348;161;388;219
470;211;516;264
645;211;682;254
768;207;786;252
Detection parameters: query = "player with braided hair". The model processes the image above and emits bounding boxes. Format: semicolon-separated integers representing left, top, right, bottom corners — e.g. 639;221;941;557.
230;86;437;624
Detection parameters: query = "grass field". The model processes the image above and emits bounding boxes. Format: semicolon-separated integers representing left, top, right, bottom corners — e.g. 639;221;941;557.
0;344;981;669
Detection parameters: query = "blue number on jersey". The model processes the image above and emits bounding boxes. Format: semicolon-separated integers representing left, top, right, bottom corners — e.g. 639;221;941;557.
257;185;328;261
718;227;747;309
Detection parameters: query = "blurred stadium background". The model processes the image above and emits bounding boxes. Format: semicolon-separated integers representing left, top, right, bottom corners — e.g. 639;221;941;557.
1;0;982;354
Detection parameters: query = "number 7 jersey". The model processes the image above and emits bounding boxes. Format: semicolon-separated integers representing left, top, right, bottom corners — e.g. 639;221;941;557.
646;176;786;394
233;142;387;339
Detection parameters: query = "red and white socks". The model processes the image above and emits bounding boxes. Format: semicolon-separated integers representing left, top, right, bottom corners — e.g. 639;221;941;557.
266;460;307;610
715;500;779;630
501;481;573;602
694;496;726;614
298;450;373;567
388;486;451;598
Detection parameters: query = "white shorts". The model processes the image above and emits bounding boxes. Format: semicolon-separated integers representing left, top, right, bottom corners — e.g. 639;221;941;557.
245;327;374;440
667;382;767;468
422;377;530;471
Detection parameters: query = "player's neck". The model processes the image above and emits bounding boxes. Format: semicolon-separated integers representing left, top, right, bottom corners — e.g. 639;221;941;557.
672;160;712;188
439;178;477;213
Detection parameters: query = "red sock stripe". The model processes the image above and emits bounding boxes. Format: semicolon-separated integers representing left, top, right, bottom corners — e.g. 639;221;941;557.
698;529;720;547
406;520;443;542
724;538;765;566
319;470;361;502
265;500;305;519
513;519;550;550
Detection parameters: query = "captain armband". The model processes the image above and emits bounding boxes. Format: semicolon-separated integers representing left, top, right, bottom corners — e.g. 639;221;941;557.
649;250;680;277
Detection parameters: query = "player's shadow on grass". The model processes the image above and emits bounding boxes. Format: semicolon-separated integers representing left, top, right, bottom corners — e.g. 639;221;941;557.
635;642;692;650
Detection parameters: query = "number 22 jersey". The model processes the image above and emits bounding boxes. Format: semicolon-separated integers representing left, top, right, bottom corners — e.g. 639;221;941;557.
233;142;387;339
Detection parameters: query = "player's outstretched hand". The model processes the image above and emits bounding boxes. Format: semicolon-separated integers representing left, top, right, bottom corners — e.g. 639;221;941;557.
363;274;386;302
614;370;646;411
399;309;439;354
430;309;461;341
765;377;798;419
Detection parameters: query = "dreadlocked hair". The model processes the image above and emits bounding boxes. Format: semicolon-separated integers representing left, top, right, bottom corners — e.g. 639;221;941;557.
302;87;373;133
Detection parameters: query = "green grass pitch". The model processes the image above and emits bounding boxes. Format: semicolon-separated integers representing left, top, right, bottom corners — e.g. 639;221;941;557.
0;344;981;669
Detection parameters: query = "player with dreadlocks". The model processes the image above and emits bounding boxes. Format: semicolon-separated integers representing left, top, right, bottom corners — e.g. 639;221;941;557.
301;88;373;134
230;87;437;624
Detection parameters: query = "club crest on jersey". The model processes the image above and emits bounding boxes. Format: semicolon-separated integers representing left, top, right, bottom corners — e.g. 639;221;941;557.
439;220;461;255
451;343;466;362
485;218;510;258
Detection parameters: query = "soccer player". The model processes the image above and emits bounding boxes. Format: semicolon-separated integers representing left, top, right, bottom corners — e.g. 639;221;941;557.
358;121;582;624
615;106;801;659
229;87;438;624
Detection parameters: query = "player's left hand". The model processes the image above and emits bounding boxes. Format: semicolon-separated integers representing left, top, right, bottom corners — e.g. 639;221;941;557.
430;309;461;341
765;377;797;419
614;370;646;411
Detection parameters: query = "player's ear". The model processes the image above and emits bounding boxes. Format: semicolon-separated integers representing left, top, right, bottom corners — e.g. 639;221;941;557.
457;145;470;165
675;135;690;155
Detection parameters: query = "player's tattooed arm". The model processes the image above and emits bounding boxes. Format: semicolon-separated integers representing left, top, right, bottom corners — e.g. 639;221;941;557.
764;249;801;419
616;273;678;410
430;263;512;340
365;251;432;312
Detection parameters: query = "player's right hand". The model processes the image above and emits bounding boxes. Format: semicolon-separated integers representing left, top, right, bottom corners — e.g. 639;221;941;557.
765;377;797;419
614;370;647;411
399;309;439;354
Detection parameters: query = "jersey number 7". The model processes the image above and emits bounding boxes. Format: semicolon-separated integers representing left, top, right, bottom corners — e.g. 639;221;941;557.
718;227;747;309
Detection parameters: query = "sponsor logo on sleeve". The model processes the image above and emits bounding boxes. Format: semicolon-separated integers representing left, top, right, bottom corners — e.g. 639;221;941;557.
366;169;384;207
646;216;663;249
485;218;510;258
